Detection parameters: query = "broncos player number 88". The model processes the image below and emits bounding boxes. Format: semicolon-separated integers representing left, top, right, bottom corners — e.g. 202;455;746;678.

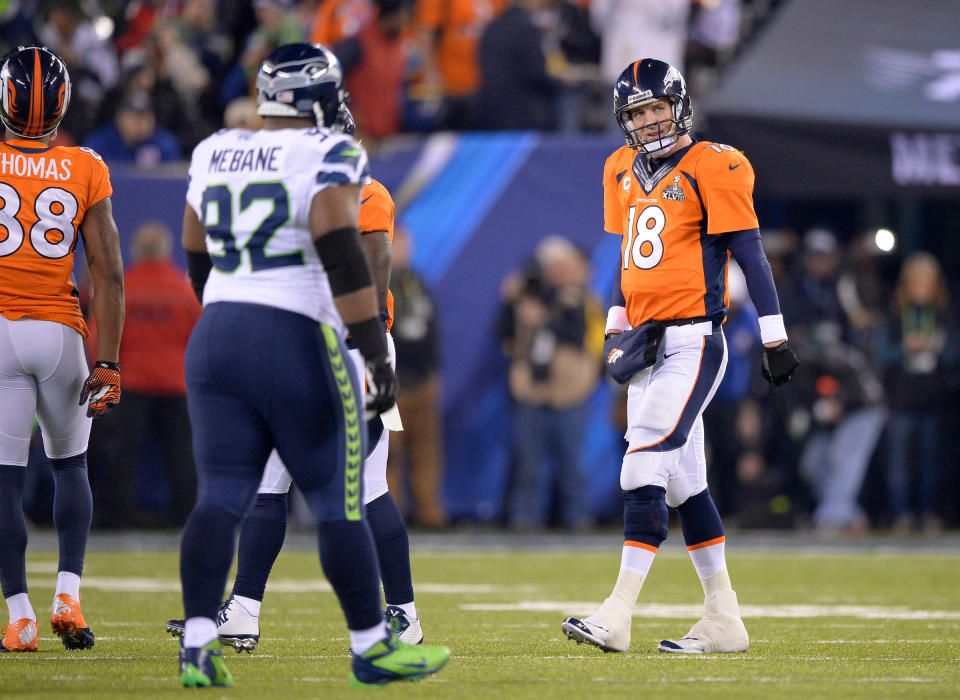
0;46;124;655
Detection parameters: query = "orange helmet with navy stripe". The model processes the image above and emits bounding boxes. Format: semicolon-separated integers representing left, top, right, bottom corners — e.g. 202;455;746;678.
0;46;71;139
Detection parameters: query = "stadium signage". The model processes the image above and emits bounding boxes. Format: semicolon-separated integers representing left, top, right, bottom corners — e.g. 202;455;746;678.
890;132;960;186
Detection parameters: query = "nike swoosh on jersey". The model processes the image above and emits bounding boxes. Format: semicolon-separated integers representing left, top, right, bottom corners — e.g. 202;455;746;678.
728;163;741;171
360;194;373;204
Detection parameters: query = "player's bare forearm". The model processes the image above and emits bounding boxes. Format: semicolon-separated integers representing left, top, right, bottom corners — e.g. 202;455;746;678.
334;286;380;326
82;197;125;362
361;230;391;312
181;203;208;253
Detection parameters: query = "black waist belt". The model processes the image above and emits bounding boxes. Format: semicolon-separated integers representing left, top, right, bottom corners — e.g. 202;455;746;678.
658;316;711;328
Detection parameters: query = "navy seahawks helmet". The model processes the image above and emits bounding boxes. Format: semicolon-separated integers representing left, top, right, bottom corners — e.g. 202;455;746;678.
0;46;71;139
613;58;692;154
256;43;346;128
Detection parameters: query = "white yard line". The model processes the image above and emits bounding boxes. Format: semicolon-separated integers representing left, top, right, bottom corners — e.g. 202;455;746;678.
461;601;960;620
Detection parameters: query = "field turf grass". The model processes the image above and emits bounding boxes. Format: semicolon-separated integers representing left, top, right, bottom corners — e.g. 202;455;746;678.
3;545;959;698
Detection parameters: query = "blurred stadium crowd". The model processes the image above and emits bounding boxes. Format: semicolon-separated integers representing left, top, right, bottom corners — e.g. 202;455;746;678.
0;0;777;156
498;227;959;536
7;0;958;536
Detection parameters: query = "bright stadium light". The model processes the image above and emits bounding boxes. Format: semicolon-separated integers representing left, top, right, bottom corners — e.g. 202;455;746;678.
874;228;896;252
93;16;114;41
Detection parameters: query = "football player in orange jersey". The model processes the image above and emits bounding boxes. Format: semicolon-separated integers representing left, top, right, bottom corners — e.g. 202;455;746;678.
562;59;798;655
0;47;124;653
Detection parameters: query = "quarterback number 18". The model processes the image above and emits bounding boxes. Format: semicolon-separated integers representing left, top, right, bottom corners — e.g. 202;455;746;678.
623;204;665;270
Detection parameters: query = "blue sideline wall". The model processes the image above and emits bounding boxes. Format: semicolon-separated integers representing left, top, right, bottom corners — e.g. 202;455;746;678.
107;132;628;523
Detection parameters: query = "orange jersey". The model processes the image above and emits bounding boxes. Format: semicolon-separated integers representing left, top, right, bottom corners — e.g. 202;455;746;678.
0;139;112;337
359;178;395;331
416;0;506;95
603;140;758;328
309;0;375;46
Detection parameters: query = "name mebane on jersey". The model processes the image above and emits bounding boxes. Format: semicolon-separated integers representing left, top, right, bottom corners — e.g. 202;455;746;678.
208;146;282;174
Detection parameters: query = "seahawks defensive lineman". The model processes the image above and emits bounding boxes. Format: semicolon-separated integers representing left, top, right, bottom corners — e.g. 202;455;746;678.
175;43;449;688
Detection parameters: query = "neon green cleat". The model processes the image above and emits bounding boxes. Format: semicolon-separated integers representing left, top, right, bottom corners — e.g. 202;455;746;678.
349;635;449;687
179;638;234;688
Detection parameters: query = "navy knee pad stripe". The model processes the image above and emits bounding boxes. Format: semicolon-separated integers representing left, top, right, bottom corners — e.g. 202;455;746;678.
677;488;724;547
623;485;668;548
50;453;87;470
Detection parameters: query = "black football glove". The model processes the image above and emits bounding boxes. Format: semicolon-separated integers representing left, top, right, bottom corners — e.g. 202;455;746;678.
761;342;799;386
364;355;398;418
79;360;122;418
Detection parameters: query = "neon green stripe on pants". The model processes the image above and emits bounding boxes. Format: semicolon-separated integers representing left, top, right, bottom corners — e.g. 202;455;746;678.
320;325;363;521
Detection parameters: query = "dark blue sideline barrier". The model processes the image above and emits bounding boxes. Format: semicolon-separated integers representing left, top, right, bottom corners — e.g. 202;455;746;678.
105;132;629;523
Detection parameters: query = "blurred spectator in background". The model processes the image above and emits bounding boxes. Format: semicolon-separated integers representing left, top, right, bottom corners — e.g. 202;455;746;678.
590;0;689;86
702;263;764;520
337;0;415;142
97;47;206;155
84;93;182;166
221;0;305;108
223;96;263;130
386;228;447;528
0;1;39;51
790;339;886;534
876;252;958;533
476;0;559;131
498;236;600;530
310;0;375;45
685;0;743;95
838;230;891;355
88;223;201;529
174;0;236;119
781;227;850;347
782;228;886;532
40;1;120;140
415;0;505;130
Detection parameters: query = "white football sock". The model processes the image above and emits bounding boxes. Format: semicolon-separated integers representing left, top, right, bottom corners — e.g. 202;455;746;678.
5;593;35;623
349;621;389;655
234;595;261;617
183;617;218;648
393;601;417;619
687;538;726;579
56;571;81;599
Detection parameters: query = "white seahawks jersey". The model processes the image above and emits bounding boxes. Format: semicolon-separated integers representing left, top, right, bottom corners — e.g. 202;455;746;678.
186;127;369;330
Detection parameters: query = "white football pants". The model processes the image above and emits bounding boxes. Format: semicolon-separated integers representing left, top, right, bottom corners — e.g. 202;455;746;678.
620;322;728;508
0;317;91;466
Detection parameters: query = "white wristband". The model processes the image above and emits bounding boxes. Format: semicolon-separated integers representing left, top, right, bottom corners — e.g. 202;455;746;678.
605;306;630;335
758;314;787;345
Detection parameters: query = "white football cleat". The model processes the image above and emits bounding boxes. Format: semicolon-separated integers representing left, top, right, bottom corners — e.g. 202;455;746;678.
384;605;424;645
216;595;261;653
561;597;632;653
167;595;261;653
658;590;748;654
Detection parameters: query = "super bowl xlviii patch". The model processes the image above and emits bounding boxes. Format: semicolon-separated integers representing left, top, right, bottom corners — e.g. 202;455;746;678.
662;175;685;202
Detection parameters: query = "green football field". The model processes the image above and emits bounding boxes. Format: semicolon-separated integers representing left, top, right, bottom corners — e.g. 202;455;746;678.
3;540;960;699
